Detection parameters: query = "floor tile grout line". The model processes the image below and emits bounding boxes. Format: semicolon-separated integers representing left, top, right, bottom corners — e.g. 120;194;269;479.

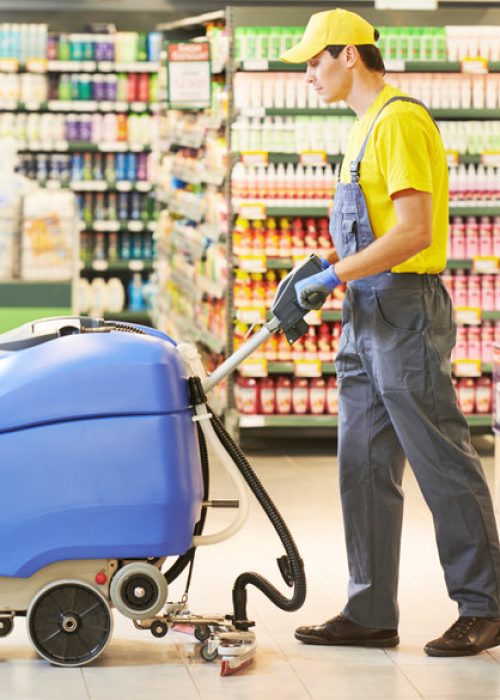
382;648;426;699
80;668;92;700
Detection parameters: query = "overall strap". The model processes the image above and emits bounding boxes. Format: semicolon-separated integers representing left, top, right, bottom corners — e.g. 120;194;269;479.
349;95;439;183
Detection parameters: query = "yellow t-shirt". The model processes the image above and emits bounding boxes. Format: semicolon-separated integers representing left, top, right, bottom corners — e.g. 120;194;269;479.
339;83;449;274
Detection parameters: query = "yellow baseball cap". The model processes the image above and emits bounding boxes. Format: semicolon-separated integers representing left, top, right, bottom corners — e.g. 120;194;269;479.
280;9;376;64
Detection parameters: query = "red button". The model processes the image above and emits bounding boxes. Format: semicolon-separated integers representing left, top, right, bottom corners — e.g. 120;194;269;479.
95;572;107;585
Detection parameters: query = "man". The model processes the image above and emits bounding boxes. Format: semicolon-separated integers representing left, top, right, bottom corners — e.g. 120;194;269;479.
282;8;500;657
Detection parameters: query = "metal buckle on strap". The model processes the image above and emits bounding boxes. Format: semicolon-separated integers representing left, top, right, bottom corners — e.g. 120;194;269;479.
349;161;360;182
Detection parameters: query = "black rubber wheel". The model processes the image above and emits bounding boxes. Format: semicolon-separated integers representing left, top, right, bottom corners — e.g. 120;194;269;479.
194;624;210;642
200;642;218;662
27;581;112;667
0;617;13;637
151;621;168;638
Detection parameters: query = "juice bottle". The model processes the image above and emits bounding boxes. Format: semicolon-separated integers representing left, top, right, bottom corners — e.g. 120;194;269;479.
475;376;492;414
292;378;309;414
275;376;292;414
457;378;475;415
259;377;275;414
326;376;338;414
309;377;326;414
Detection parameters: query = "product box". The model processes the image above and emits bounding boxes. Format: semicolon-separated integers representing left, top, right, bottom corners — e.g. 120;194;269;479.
21;191;76;280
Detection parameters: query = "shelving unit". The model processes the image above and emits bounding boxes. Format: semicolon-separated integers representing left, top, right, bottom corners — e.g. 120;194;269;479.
0;28;161;325
152;7;499;438
153;11;230;414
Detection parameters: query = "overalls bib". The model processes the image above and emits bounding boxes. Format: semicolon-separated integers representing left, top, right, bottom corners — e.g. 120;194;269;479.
331;96;500;628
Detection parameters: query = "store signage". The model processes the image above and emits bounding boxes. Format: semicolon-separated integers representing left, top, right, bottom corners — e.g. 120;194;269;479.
166;41;211;110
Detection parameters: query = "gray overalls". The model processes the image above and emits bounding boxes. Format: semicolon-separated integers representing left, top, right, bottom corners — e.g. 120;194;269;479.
331;96;500;628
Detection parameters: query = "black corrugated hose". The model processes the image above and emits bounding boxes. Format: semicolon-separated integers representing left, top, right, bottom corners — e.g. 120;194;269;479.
208;407;306;630
163;423;210;585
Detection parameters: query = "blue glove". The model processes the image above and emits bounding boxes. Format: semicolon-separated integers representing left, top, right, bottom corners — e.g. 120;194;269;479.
295;266;341;310
320;257;330;270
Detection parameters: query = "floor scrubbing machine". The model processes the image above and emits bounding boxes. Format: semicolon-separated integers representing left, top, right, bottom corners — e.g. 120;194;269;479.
0;255;326;676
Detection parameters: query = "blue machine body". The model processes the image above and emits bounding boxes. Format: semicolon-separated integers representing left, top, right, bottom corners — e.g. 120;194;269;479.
0;330;203;578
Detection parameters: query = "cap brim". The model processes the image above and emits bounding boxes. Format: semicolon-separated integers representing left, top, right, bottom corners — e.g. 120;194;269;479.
280;41;325;63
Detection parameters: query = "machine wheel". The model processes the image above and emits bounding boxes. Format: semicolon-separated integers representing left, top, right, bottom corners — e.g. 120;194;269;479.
0;617;13;637
200;642;218;662
110;562;168;620
27;580;113;667
150;621;168;638
194;624;210;642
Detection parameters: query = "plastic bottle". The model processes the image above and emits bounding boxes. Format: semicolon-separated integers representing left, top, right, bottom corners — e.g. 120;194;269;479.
128;272;145;311
238;377;258;414
457;378;475;415
275;376;292;414
309;378;326;415
326;377;338;415
259;377;275;414
292;378;309;414
475;376;492;414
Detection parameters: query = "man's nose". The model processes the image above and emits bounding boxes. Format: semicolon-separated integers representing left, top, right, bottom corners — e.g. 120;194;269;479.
305;66;314;84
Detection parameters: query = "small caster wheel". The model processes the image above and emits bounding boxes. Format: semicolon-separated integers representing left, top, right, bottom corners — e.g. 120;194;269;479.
0;617;13;637
200;642;218;662
151;621;168;638
194;624;210;642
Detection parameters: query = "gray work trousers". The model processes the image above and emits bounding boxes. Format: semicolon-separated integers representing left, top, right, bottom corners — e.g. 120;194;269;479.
335;271;500;628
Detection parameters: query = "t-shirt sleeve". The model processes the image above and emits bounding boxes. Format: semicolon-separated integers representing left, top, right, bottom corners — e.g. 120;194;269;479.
373;111;434;198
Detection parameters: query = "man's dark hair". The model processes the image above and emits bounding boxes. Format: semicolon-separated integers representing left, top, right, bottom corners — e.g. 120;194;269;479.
326;30;385;75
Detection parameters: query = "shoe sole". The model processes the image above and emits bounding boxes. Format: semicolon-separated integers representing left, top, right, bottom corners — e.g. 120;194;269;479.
424;633;500;658
294;632;399;648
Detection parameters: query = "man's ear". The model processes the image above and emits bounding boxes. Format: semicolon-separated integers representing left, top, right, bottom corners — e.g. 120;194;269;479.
343;45;358;68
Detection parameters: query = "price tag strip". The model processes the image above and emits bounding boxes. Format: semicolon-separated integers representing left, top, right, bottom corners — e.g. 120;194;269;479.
237;255;267;273
453;359;482;378
238;203;266;220
472;256;499;274
239;358;268;377
299;150;327;166
240;151;269;166
455;306;482;325
461;57;488;74
294;360;322;378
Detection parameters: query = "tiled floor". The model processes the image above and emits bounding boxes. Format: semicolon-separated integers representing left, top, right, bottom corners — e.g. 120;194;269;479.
0;434;499;699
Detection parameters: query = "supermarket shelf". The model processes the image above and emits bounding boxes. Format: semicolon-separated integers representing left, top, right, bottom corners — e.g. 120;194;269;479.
244;360;492;377
81;259;154;273
79;220;156;233
236;152;485;166
251;205;500;218
268;361;336;374
70;181;153;193
103;311;152;325
0;281;71;307
47;60;159;73
238;413;491;429
449;206;500;216
238;60;500;74
239;414;338;428
446;259;473;269
18;141;152;153
0;100;159;113
240;107;500;120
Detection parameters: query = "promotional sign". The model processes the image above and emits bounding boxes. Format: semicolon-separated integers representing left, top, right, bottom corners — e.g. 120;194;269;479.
166;41;211;110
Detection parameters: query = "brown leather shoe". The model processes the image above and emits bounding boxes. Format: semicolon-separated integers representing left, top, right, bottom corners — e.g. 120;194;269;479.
425;616;500;657
294;614;399;647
